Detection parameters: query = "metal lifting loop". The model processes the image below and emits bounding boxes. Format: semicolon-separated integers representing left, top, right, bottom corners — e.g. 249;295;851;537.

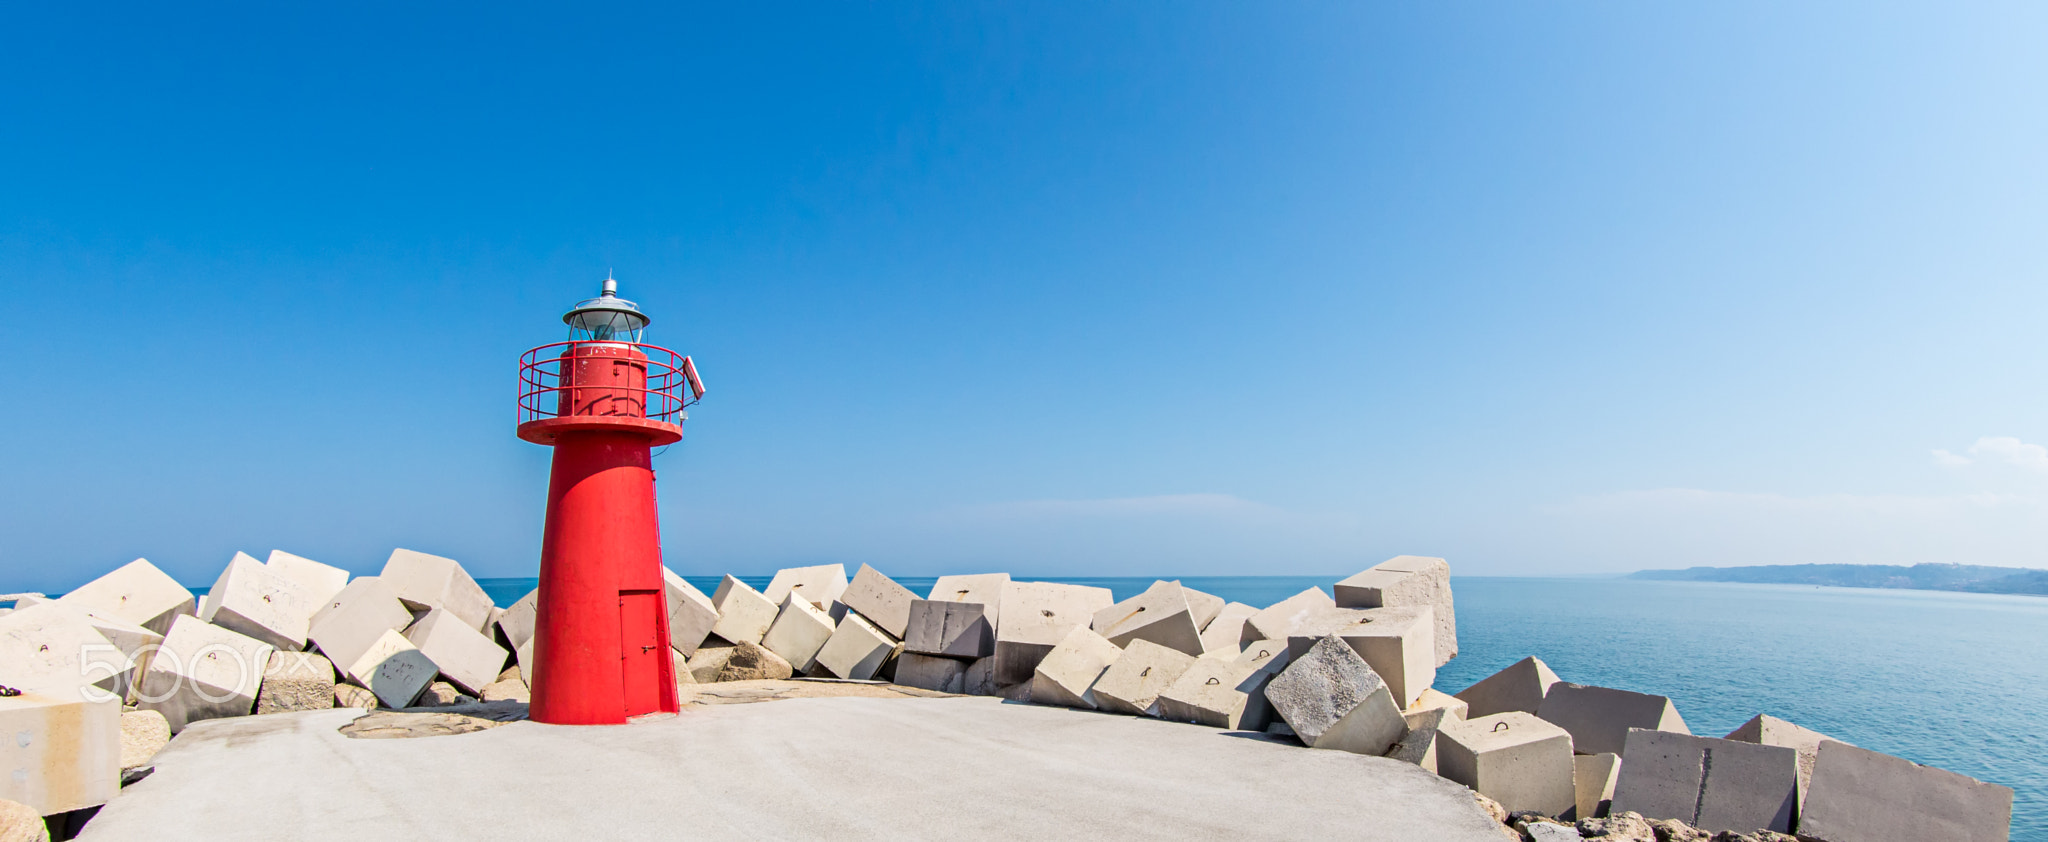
1492;721;1510;733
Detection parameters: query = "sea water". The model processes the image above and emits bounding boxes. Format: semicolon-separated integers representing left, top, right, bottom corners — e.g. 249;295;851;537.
469;575;2047;836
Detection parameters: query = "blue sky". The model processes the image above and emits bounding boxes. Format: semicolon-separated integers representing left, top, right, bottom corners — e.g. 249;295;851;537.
4;3;2046;590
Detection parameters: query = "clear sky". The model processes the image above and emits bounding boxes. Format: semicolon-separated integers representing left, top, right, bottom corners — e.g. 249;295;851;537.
4;3;2045;590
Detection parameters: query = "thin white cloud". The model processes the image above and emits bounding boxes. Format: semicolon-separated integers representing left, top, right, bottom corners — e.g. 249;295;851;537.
948;493;1286;521
1932;448;1973;468
1965;436;2048;473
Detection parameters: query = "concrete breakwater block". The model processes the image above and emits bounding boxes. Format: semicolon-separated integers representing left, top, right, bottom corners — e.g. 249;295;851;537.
334;684;379;709
255;651;336;715
1610;728;1797;834
1408;688;1468;721
1240;587;1373;649
992;581;1114;687
1573;752;1620;821
1151;642;1289;730
493;587;539;651
812;611;898;681
905;599;994;659
345;629;438;710
53;558;195;636
926;574;1009;627
1263;635;1406;756
1090;639;1196;716
761;594;837;674
761;564;849;611
264;550;350;608
710;576;779;646
1177;583;1225;631
1437;711;1576;817
1537;683;1688;757
1723;713;1839;810
839;565;918;640
379;549;495;634
1798;740;2014;842
1;601;149;701
1092;581;1203;656
1029;626;1123;709
1385;705;1454;774
0;691;120;817
307;578;414;683
200;552;318;652
1334;555;1458;666
403;608;509;696
893;652;969;694
1454;656;1561;719
661;568;718;657
1288;606;1437;709
1197;602;1257;658
120;709;171;774
138;615;276;732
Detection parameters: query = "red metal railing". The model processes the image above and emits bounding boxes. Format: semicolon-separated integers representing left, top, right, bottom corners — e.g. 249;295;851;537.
518;341;703;426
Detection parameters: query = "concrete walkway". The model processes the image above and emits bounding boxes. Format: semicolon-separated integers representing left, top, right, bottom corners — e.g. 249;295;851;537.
80;695;1506;841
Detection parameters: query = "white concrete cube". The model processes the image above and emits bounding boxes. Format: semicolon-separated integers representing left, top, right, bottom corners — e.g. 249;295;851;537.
1574;752;1621;820
307;577;413;678
0;602;132;701
1153;656;1265;729
11;600;156;702
0;691;120;816
839;564;918;640
265;549;350;608
1438;711;1577;817
1537;682;1689;757
761;593;836;674
379;548;494;633
925;573;1010;629
1241;587;1337;646
1407;687;1468;720
1091;580;1203;656
404;608;509;695
54;558;194;636
1724;714;1840;810
137;615;276;732
515;637;535;685
1090;639;1197;716
200;552;318;651
1028;626;1123;710
1454;656;1561;719
662;569;718;657
760;564;848;611
1177;583;1225;631
1198;602;1258;658
1385;705;1454;774
1263;635;1406;756
1335;555;1458;666
710;576;779;645
1798;740;2013;842
812;611;899;681
345;628;438;709
495;587;540;651
904;599;994;659
993;581;1114;687
1289;606;1437;709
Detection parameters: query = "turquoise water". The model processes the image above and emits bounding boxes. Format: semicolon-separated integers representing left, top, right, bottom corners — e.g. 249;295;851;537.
471;575;2048;836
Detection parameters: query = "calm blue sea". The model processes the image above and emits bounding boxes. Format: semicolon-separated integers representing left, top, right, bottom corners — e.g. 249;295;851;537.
28;575;2035;835
476;575;2047;837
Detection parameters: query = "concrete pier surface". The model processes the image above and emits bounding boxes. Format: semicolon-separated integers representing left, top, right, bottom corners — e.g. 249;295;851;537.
79;692;1506;841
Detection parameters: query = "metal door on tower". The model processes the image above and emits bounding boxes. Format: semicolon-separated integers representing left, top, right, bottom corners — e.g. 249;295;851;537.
618;589;666;718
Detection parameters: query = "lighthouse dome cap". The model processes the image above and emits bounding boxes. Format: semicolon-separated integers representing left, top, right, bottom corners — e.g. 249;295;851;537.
563;276;650;332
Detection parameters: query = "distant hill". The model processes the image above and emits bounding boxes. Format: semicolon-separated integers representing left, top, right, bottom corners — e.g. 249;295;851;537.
1629;563;2048;596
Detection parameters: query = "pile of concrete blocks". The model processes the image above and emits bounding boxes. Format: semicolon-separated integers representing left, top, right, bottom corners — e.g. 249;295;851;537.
895;573;1008;693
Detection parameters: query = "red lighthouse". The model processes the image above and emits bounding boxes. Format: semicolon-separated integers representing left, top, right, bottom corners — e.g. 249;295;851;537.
517;277;705;725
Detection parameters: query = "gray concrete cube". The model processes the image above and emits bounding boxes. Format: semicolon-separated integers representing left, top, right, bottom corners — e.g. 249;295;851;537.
1288;606;1436;709
1240;587;1337;647
54;558;194;636
1438;711;1576;816
662;568;718;657
1798;740;2013;842
1573;752;1620;820
494;587;540;651
137;615;275;732
812;611;898;681
1724;713;1841;810
761;593;837;673
926;573;1010;628
1385;705;1453;774
1610;728;1796;834
1175;583;1224;631
1197;602;1258;658
839;564;918;640
993;581;1114;686
307;577;414;680
1454;656;1561;719
1092;580;1203;656
345;628;438;709
378;548;494;634
893;652;968;693
1091;639;1197;716
1537;683;1689;757
1263;635;1407;756
905;599;994;659
1335;555;1458;666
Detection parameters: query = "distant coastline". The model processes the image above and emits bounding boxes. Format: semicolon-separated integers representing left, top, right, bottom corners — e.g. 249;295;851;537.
1630;562;2048;596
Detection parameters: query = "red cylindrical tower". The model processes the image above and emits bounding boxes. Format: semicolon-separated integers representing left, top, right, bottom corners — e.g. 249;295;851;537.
517;278;706;725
